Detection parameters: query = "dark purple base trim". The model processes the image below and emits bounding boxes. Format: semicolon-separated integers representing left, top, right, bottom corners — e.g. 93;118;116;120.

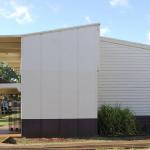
136;116;150;134
22;119;97;138
136;116;150;126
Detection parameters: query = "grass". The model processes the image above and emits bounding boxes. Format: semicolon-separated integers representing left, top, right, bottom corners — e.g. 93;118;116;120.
0;135;148;149
0;114;9;127
9;137;150;150
13;136;150;144
94;136;150;141
0;137;9;143
0;120;9;127
0;113;21;127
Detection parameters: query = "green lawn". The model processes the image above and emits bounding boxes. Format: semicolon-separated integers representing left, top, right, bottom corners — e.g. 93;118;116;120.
0;119;9;127
0;113;21;127
0;114;9;127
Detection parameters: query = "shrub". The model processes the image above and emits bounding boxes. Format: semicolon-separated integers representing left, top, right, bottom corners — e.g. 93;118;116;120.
98;105;137;136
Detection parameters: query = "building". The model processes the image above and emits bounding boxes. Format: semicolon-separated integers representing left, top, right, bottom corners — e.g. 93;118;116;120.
98;36;150;130
0;23;150;137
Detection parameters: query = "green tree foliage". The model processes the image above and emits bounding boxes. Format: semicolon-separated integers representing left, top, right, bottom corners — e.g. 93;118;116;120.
98;105;137;136
0;63;20;83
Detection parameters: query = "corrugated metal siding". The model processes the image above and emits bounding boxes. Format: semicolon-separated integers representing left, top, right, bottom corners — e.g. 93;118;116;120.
98;37;150;116
22;24;99;119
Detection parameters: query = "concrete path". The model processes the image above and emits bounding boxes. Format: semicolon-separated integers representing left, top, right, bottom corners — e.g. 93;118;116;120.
0;126;9;134
0;133;21;138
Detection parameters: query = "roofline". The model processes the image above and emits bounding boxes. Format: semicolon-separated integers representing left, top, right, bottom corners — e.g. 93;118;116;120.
100;36;150;50
0;23;100;38
0;35;22;38
21;23;100;37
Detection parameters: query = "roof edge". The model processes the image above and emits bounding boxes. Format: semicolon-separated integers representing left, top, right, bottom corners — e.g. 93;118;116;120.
101;36;150;50
22;23;100;37
0;35;21;38
0;23;100;37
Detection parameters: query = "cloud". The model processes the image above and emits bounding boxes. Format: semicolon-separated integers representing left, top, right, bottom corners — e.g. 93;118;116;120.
0;0;32;24
100;26;110;36
84;16;92;23
110;0;128;7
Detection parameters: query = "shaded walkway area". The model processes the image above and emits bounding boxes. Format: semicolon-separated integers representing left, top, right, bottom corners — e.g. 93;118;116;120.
0;87;21;135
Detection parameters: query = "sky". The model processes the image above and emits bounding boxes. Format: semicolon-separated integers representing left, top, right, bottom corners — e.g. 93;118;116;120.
0;0;150;44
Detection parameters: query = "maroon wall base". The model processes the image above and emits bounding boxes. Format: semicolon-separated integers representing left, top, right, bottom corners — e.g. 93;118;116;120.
22;119;97;138
136;116;150;134
136;116;150;125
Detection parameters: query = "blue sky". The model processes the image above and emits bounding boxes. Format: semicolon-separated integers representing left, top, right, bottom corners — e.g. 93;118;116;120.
0;0;150;44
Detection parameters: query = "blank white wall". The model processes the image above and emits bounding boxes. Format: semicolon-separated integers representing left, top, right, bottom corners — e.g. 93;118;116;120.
21;24;99;119
21;35;41;119
78;27;99;118
58;29;78;119
41;32;61;119
98;37;150;116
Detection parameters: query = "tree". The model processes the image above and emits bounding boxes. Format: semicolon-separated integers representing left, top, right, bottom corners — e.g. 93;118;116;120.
0;62;21;83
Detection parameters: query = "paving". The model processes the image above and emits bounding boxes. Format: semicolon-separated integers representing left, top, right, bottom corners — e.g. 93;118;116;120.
0;133;21;138
0;126;9;134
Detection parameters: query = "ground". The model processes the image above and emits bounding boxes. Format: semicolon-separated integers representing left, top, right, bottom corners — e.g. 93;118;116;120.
0;136;150;149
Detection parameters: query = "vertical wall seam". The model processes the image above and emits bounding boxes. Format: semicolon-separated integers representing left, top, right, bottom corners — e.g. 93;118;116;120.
97;26;100;115
21;38;23;121
59;32;62;135
39;34;42;137
76;28;79;136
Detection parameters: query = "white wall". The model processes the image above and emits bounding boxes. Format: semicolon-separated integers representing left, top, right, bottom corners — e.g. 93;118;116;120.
21;24;99;119
21;34;41;119
98;37;150;116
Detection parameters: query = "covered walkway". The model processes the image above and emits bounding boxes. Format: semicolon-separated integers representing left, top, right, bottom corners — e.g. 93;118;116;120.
0;84;21;135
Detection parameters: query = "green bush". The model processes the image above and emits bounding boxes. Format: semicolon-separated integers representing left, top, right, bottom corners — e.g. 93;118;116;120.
98;105;137;136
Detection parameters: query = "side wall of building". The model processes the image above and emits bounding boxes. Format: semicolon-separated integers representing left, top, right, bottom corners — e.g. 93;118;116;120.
98;37;150;118
21;24;99;137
